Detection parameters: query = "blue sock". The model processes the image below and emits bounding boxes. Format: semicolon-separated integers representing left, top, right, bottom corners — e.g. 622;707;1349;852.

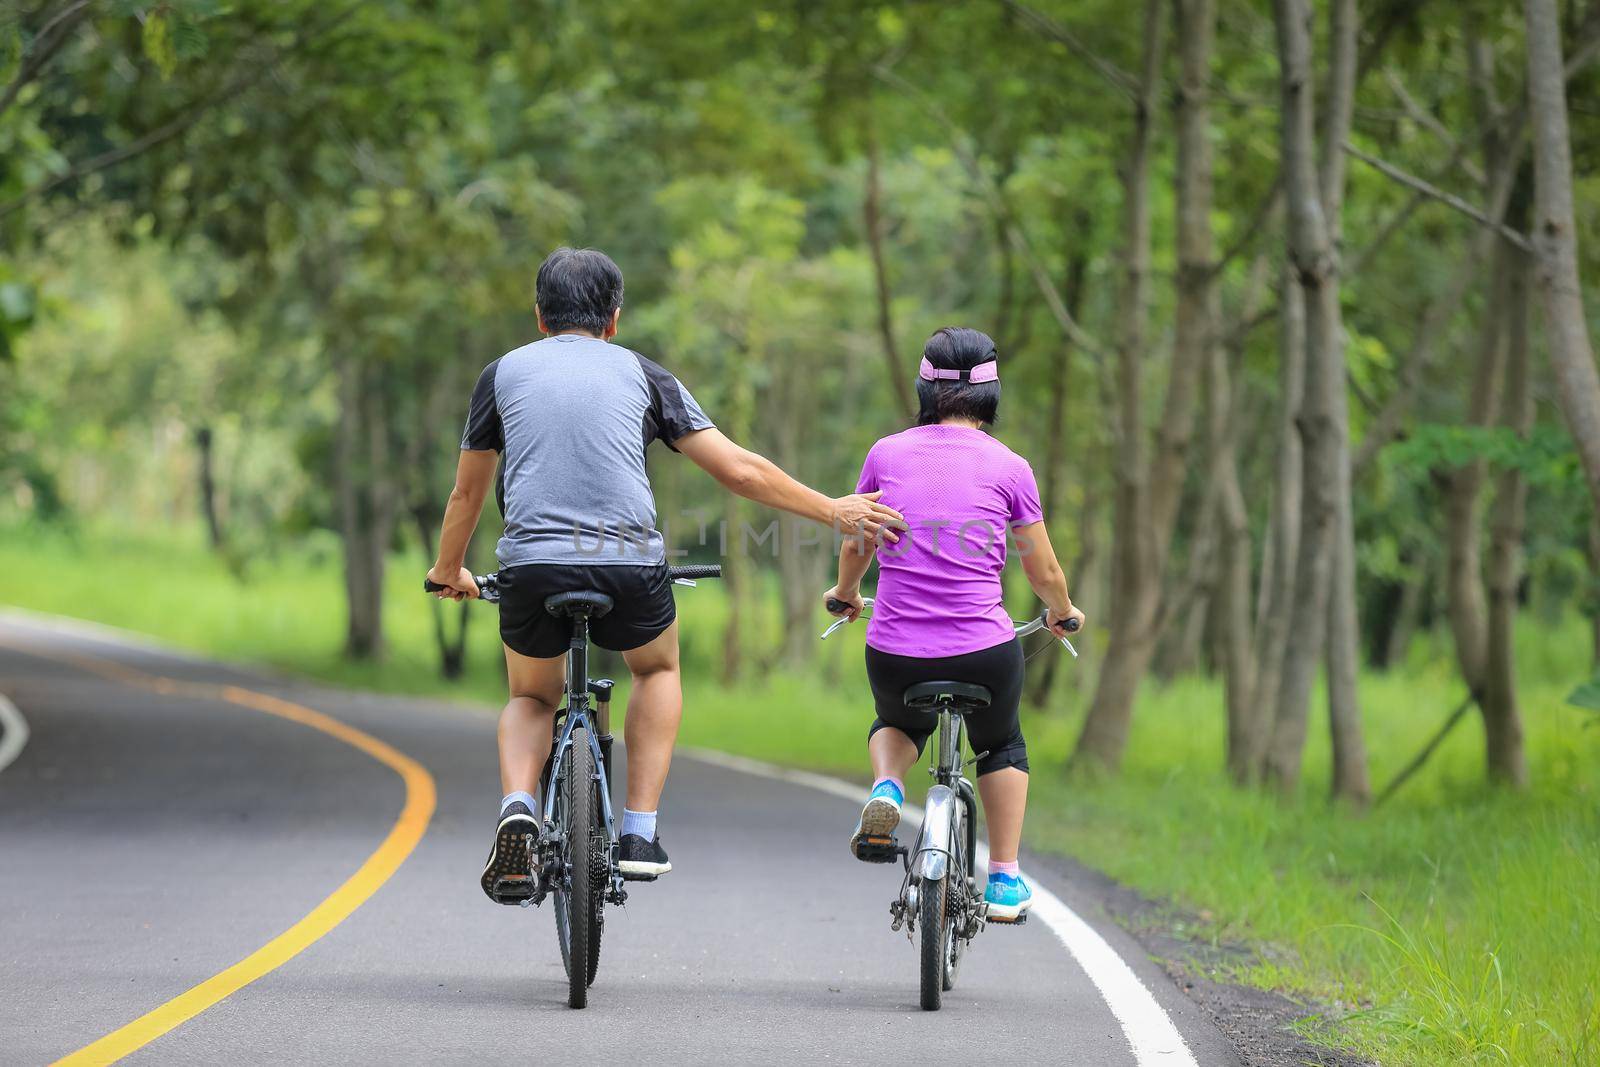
500;791;537;818
870;777;904;804
621;808;657;840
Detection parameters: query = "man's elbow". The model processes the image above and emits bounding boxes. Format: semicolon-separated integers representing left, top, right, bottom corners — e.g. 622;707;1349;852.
449;483;483;508
722;458;767;499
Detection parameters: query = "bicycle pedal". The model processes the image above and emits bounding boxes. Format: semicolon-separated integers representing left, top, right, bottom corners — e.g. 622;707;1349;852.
986;912;1029;926
491;874;537;904
854;835;900;864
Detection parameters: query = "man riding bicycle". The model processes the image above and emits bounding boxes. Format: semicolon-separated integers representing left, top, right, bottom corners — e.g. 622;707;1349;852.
424;247;904;900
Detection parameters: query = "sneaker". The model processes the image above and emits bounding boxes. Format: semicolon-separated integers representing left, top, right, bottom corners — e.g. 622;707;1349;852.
618;834;671;880
849;780;904;861
984;872;1034;923
481;800;539;904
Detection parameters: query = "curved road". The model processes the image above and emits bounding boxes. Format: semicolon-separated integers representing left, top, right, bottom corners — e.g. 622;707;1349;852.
0;614;1238;1065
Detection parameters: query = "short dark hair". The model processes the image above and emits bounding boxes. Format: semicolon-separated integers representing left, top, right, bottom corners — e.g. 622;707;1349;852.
535;247;625;334
915;326;1001;427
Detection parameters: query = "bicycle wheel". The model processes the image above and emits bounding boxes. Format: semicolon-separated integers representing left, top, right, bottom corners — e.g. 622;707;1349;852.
919;872;949;1011
554;726;601;1008
944;805;972;992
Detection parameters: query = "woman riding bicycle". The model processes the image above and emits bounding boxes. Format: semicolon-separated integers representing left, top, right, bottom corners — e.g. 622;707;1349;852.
823;326;1085;923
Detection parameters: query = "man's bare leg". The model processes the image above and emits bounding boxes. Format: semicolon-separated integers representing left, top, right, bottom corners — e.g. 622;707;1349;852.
619;621;682;811
616;622;681;878
483;644;567;903
498;644;568;796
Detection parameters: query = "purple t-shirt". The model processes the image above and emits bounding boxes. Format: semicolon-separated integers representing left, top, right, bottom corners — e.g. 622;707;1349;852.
855;424;1044;658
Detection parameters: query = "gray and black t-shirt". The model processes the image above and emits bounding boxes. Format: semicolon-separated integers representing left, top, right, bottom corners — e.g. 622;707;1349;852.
461;334;714;566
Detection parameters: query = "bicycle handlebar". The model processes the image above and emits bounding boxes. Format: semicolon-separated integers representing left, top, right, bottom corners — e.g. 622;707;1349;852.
425;573;503;603
667;564;723;580
822;594;1079;655
425;563;721;606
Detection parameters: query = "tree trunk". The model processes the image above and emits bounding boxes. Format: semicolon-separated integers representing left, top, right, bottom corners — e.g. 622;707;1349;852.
1213;343;1256;774
1072;0;1166;771
1381;565;1425;670
336;357;389;661
1147;0;1222;691
719;346;757;684
1442;257;1507;693
1264;0;1345;793
864;125;916;421
773;354;824;668
1524;0;1600;514
1590;513;1600;667
414;503;472;679
193;425;226;551
1025;231;1090;708
1325;482;1370;803
1242;265;1304;783
1318;0;1369;806
1483;192;1532;788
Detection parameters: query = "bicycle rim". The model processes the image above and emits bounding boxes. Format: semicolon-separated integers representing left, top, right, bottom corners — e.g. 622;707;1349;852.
945;811;970;991
559;727;597;1008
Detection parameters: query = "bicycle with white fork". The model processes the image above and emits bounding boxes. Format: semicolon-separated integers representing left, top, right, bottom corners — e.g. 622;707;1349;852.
822;595;1077;1011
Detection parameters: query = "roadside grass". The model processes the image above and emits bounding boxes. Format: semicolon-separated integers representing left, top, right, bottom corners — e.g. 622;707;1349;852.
3;521;1597;1065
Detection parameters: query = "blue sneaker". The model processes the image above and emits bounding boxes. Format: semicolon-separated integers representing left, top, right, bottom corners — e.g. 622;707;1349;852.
984;872;1033;922
849;780;903;861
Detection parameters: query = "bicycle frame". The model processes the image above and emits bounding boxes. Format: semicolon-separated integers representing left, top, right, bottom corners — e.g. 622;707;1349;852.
539;612;623;900
913;710;967;883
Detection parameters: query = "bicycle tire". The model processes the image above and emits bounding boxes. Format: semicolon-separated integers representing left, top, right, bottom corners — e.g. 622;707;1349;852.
919;873;948;1011
557;727;599;1008
585;770;605;986
945;803;972;992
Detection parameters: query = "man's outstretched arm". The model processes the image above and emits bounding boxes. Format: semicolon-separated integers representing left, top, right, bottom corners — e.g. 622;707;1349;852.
426;448;498;599
674;428;906;542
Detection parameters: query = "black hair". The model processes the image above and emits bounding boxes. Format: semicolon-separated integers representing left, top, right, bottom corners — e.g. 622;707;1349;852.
915;326;1001;427
535;247;625;335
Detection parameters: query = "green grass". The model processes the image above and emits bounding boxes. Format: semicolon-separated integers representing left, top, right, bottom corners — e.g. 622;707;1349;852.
3;521;1598;1065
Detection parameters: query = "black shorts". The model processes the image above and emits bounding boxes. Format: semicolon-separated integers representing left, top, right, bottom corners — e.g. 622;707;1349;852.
497;563;676;659
864;638;1028;775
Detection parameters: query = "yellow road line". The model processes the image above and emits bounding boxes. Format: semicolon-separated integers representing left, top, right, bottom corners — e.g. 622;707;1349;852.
6;645;437;1067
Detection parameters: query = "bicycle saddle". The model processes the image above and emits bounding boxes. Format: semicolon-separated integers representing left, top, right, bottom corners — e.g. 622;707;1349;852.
902;680;992;711
543;590;614;618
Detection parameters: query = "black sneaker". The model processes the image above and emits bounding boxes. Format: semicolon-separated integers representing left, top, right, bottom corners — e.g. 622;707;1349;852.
618;834;671;881
481;800;539;904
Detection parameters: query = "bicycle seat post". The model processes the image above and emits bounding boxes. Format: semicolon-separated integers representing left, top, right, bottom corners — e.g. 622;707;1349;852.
567;613;589;708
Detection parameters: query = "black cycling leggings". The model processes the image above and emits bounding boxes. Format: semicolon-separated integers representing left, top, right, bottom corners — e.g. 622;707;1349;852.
864;638;1028;776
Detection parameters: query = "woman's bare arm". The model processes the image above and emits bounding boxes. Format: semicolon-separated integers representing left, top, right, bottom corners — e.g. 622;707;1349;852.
823;535;876;620
1012;521;1087;634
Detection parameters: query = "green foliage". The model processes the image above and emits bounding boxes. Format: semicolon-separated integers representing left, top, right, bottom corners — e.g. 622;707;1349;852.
1565;674;1600;734
1386;423;1584;490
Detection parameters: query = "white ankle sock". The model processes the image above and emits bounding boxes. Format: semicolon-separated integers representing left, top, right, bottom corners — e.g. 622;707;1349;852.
621;808;657;840
501;791;537;818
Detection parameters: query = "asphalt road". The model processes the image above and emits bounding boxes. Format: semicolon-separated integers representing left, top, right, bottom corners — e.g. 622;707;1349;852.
0;613;1239;1066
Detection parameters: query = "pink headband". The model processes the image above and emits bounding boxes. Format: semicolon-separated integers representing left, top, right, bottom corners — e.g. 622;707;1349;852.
919;357;999;384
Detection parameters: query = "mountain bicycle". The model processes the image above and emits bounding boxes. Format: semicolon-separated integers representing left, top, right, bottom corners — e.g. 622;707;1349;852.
822;595;1077;1011
426;563;721;1008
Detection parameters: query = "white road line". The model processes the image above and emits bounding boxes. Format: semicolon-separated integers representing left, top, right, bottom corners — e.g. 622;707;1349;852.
682;746;1200;1067
0;692;30;775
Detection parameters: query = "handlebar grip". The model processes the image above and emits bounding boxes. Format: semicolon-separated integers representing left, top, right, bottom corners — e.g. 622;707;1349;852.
825;597;851;615
423;579;445;593
667;564;722;580
1064;616;1081;633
